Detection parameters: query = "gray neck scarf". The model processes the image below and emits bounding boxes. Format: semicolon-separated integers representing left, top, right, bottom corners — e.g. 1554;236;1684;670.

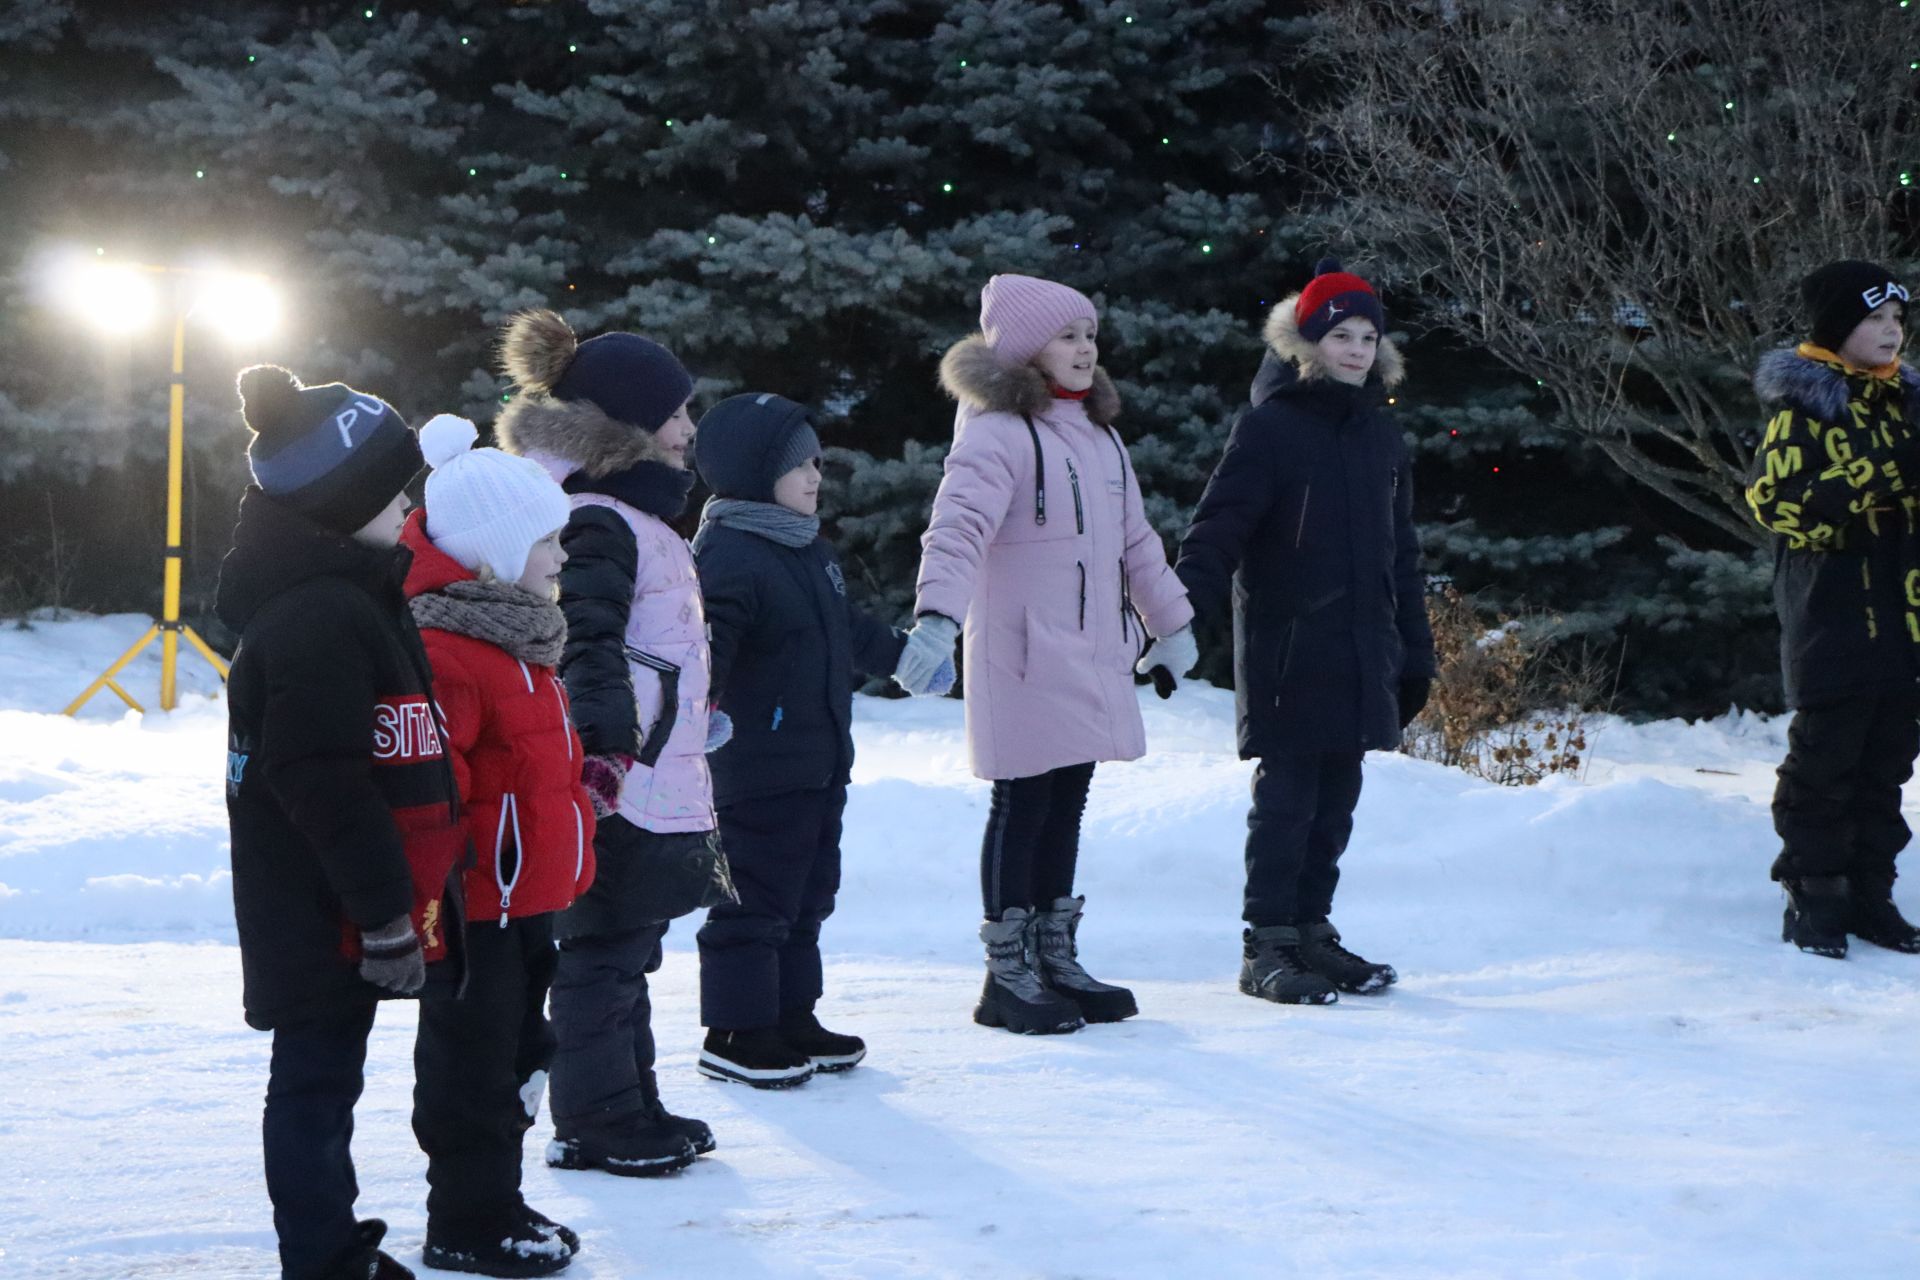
695;497;820;550
409;577;566;668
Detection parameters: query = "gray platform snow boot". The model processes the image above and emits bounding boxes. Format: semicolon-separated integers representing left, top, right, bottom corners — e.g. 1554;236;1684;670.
1033;896;1138;1023
1239;925;1338;1005
974;908;1085;1035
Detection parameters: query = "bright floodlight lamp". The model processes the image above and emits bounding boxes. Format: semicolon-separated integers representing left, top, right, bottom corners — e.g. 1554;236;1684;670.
194;271;280;344
61;253;283;716
61;259;161;334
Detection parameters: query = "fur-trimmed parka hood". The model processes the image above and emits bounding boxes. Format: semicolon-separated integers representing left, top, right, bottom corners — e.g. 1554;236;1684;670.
496;393;675;480
1263;294;1406;390
1753;344;1920;425
938;333;1122;425
494;307;684;480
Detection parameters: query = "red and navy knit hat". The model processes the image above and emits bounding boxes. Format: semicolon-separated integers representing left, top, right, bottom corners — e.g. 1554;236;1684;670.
237;364;423;534
1294;258;1387;343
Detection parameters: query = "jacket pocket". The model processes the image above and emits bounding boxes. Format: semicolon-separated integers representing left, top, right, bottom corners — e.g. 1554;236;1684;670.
623;646;682;769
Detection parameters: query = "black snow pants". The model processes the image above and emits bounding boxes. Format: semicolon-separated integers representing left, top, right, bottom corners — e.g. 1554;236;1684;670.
412;912;557;1232
698;783;847;1030
1771;687;1920;894
263;997;378;1280
1243;752;1365;927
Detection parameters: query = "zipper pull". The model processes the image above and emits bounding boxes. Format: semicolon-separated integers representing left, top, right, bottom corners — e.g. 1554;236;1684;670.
772;706;784;730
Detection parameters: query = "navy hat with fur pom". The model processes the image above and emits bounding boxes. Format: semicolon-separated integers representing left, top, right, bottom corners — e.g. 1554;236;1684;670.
500;308;693;434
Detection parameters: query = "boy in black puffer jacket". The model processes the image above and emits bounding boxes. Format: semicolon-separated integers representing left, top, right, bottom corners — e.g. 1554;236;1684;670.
1746;259;1920;959
690;393;914;1085
1175;260;1435;1008
218;365;465;1280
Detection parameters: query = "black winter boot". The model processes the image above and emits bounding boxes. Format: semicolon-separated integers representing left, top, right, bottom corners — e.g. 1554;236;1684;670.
515;1205;579;1259
1296;920;1397;994
974;908;1086;1035
324;1220;414;1280
638;1068;716;1155
698;1027;816;1088
422;1218;571;1278
1239;926;1339;1005
1849;894;1920;953
1033;895;1138;1023
779;1008;868;1072
546;1110;697;1177
1782;876;1850;958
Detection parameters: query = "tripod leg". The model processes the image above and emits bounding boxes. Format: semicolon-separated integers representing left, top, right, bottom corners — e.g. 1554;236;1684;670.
63;625;159;716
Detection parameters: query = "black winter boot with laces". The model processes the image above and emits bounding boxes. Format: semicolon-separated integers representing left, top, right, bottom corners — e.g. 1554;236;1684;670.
1239;926;1338;1005
1296;920;1397;994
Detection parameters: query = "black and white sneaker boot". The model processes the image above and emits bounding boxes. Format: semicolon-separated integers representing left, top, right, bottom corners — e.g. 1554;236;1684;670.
422;1219;572;1278
639;1068;716;1154
546;1111;697;1178
515;1205;579;1259
974;907;1086;1035
779;1009;867;1072
698;1027;817;1088
1239;926;1339;1005
1782;876;1850;958
1296;920;1397;994
1033;895;1138;1022
1848;893;1920;953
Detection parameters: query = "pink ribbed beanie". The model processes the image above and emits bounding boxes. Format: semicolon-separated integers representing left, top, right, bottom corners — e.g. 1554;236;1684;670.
978;274;1097;366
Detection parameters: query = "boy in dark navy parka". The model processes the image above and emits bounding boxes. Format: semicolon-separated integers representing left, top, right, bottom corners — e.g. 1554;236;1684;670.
1176;260;1436;1008
691;393;911;1086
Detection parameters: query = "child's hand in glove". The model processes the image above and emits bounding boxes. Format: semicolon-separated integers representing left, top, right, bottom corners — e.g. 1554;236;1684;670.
358;914;424;995
581;752;633;819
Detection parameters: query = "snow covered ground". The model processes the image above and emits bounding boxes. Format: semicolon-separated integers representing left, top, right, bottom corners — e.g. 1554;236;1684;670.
1;613;1916;1279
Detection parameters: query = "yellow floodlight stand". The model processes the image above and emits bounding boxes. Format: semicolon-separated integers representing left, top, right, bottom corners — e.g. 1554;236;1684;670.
65;296;232;716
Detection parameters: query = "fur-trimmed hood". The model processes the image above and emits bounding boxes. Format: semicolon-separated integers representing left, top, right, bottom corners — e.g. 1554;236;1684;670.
1753;344;1920;425
1263;294;1406;390
496;393;676;480
937;333;1122;425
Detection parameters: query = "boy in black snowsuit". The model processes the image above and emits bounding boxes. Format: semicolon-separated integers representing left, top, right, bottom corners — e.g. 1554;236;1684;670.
1746;259;1920;958
691;393;910;1085
218;366;465;1280
1175;260;1435;1006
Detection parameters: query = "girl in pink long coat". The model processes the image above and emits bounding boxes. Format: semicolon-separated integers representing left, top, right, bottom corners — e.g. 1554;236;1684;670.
896;274;1198;1035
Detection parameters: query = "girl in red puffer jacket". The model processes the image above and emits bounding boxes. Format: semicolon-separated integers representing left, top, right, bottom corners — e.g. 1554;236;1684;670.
402;414;596;1278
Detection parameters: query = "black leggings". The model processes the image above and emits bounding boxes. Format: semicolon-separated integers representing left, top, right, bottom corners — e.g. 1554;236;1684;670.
980;762;1096;918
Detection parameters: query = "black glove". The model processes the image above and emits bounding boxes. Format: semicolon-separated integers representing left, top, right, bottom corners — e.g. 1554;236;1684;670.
358;913;425;995
1398;676;1432;730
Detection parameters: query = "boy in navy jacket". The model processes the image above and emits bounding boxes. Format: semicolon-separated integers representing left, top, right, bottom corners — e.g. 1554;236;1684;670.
690;393;915;1086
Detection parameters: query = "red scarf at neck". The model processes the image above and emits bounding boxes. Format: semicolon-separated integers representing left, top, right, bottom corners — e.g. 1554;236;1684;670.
1048;383;1091;401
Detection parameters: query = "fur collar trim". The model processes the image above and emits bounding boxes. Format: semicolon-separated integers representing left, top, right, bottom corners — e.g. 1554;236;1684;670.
937;334;1122;425
1263;294;1406;389
495;393;674;480
1753;344;1920;425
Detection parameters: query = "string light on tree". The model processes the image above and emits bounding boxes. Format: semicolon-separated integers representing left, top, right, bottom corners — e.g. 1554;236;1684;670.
942;182;954;193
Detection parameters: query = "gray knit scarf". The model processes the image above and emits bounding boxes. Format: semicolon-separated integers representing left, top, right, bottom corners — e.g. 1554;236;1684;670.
409;578;566;668
694;497;820;550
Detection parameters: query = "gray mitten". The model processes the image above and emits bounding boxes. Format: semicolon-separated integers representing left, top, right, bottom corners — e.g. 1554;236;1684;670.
358;913;425;995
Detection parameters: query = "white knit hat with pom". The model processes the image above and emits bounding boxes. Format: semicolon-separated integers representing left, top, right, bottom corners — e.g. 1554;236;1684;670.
419;414;573;583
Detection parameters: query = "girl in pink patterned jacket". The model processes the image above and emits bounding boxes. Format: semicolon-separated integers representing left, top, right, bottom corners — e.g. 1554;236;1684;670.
496;309;734;1179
